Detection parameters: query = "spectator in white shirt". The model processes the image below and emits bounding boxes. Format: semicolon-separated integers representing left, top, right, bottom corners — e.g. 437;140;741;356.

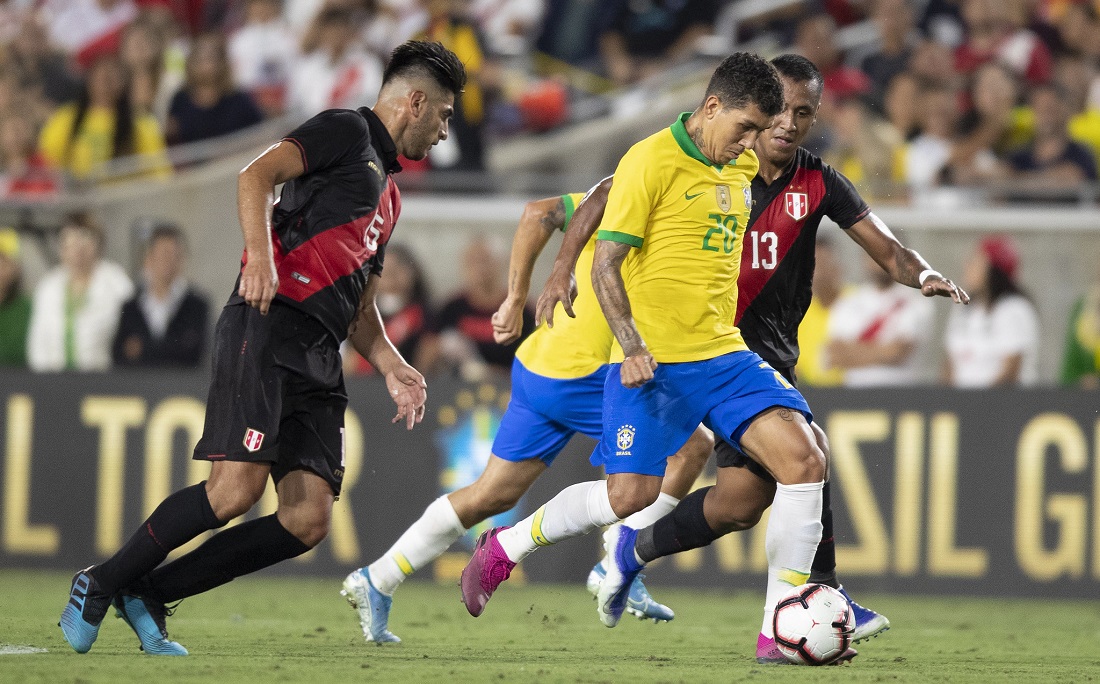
825;251;934;387
27;213;133;371
228;0;299;115
944;235;1039;387
287;5;382;115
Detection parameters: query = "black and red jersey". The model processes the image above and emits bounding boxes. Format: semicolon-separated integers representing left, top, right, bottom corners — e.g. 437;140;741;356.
736;147;869;369
230;107;402;342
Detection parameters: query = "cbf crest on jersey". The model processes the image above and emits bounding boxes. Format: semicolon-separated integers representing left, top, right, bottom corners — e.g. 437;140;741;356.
785;192;809;220
716;185;731;212
616;424;636;456
743;184;752;208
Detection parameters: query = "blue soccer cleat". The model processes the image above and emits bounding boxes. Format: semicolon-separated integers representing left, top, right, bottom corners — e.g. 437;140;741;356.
587;561;674;623
342;569;401;644
838;586;890;643
112;592;188;655
59;567;112;654
595;525;646;627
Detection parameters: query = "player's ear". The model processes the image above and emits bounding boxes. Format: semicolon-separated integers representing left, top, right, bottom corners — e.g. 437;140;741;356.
409;89;427;118
702;94;722;119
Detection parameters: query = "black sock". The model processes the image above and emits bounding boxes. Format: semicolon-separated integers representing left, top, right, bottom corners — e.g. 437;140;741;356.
140;514;311;603
809;480;839;588
90;482;224;595
635;486;719;563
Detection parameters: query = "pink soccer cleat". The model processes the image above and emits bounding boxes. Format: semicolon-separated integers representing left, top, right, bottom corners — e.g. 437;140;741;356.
756;633;858;666
460;527;516;617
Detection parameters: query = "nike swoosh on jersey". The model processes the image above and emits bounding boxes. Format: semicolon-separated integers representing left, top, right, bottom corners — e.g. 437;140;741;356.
685;191;705;200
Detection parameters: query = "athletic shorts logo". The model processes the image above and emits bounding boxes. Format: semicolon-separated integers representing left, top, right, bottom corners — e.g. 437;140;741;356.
616;424;636;455
716;185;732;213
785;192;809;220
243;428;265;453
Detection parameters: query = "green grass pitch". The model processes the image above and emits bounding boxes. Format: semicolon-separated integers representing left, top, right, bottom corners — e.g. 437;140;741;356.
3;570;1099;683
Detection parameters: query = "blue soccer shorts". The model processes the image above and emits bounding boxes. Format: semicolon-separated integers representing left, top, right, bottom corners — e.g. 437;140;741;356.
491;359;607;465
592;350;811;476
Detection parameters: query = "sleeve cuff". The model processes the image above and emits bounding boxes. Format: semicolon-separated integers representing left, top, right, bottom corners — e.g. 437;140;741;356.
561;194;576;232
596;229;643;248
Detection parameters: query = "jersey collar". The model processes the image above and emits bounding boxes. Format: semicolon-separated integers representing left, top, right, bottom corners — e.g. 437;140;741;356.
670;112;731;171
359;107;402;174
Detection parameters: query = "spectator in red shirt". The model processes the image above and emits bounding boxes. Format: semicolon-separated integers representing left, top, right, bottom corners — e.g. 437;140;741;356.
0;111;60;198
794;13;871;101
954;0;1053;85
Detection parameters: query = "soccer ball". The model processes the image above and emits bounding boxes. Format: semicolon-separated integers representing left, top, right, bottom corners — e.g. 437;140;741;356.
772;583;854;665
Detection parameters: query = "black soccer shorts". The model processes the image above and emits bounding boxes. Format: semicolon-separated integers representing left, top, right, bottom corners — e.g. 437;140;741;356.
193;301;348;496
713;364;799;483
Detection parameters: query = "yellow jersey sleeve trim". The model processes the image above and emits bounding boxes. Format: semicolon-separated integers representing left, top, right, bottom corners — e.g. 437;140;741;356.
560;193;577;232
596;229;643;247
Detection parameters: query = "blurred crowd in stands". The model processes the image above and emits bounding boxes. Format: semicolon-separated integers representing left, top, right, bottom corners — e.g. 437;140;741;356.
1;219;1097;387
0;0;1098;387
0;0;1097;199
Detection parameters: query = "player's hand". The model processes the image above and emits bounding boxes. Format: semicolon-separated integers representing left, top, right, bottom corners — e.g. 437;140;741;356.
239;253;278;314
620;351;657;388
491;298;525;345
922;275;970;305
535;267;578;328
385;364;427;430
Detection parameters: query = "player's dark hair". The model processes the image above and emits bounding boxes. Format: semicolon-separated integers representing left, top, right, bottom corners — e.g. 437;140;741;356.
704;52;784;117
383;41;466;97
771;54;825;101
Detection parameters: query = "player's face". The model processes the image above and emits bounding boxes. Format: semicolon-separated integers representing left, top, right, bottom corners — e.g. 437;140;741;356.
757;76;820;164
405;90;455;161
704;99;774;166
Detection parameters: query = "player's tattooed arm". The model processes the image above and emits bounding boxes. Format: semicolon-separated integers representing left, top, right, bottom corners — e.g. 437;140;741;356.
592;239;642;354
593;239;657;388
537;176;613;328
492;196;564;344
847;213;970;304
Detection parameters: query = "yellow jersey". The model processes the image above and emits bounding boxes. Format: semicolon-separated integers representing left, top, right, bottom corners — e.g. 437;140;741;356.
597;113;758;363
793;296;845;387
38;103;170;180
514;192;615;379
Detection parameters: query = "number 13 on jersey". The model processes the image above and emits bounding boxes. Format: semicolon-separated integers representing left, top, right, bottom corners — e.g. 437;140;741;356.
750;230;778;270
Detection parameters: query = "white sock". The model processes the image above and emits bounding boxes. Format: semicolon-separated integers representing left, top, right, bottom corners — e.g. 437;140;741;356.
760;481;824;638
366;495;466;595
622;492;679;530
597;493;680;567
497;481;619;563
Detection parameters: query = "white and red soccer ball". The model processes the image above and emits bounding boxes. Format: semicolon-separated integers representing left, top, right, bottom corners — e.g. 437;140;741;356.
772;583;855;665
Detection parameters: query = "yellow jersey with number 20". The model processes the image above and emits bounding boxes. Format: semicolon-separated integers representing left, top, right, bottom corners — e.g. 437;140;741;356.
597;112;759;363
514;192;615;379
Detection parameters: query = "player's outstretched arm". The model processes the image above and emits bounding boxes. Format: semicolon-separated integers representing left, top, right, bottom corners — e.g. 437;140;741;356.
348;275;427;429
847;212;970;304
491;195;566;345
236;142;305;314
536;176;613;328
592;238;656;388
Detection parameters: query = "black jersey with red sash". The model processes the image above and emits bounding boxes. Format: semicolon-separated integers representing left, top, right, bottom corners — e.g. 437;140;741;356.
231;106;402;343
736;147;869;369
